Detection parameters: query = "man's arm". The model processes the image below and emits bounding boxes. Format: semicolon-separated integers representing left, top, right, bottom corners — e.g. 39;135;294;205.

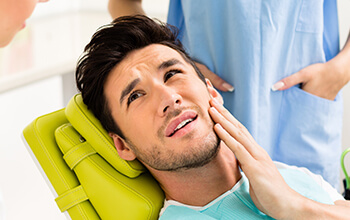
208;98;350;219
108;0;145;19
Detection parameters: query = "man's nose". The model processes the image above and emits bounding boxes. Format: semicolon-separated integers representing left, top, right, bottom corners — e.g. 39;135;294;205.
156;86;182;117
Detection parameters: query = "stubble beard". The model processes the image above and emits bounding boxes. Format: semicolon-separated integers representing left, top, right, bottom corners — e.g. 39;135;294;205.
125;117;221;172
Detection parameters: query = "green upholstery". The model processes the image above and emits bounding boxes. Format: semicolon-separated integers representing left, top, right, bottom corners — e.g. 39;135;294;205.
22;94;164;220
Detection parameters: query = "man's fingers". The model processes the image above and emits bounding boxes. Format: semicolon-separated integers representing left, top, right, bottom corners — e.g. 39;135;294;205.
210;99;256;144
214;123;254;166
210;99;240;126
209;105;257;155
195;62;234;92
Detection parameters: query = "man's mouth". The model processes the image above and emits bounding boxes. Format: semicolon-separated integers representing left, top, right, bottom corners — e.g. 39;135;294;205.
165;111;198;137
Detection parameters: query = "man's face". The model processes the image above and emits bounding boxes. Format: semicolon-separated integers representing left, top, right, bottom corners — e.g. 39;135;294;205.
105;44;220;172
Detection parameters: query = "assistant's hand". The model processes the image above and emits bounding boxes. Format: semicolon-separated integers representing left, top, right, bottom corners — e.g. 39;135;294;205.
195;62;234;92
272;52;350;101
209;99;306;220
108;0;144;19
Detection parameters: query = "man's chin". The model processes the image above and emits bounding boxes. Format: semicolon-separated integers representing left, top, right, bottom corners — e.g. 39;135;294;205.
163;131;221;172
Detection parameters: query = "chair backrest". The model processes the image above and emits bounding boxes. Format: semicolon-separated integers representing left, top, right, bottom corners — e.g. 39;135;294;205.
22;94;164;220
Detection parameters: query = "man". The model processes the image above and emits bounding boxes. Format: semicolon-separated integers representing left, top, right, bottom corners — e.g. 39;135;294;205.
107;0;350;189
76;15;350;219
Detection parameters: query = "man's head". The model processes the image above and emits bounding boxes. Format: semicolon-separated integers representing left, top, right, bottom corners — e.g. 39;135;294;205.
76;15;204;139
76;15;223;172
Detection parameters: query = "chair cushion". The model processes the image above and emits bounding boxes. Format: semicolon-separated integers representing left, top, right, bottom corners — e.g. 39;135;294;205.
55;123;164;219
22;109;99;219
65;94;144;178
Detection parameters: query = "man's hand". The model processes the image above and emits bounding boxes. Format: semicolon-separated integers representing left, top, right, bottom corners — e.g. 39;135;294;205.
208;98;304;219
209;99;350;219
195;62;234;92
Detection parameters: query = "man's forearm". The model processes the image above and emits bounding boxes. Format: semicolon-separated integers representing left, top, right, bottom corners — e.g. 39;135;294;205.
108;0;145;19
291;199;350;220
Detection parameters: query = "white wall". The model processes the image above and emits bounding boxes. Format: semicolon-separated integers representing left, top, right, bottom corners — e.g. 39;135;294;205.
30;0;81;18
338;0;350;193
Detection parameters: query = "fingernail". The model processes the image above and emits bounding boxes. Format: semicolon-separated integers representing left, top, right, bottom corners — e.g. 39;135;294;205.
222;83;234;92
215;123;222;129
210;106;218;113
271;81;285;91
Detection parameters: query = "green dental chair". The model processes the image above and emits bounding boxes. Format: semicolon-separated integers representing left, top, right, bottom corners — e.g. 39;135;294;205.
22;94;165;220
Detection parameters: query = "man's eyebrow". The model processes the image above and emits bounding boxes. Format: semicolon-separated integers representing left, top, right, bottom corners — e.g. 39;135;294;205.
158;58;182;70
119;59;181;106
120;78;141;106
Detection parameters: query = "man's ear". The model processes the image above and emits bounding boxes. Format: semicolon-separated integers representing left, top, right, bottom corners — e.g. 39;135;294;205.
206;78;224;104
109;133;137;161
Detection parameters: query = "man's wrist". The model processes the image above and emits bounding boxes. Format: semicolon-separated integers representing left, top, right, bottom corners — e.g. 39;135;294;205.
282;196;321;220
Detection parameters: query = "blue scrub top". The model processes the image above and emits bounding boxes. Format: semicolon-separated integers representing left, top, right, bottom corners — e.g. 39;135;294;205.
167;0;342;188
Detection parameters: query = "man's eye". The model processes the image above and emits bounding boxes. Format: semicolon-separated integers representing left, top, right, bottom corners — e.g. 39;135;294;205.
128;91;144;105
164;69;181;82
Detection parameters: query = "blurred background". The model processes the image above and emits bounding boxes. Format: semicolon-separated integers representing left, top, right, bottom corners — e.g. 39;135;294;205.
0;0;348;219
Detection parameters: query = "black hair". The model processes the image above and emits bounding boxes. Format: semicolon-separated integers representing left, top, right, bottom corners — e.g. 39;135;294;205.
76;15;205;138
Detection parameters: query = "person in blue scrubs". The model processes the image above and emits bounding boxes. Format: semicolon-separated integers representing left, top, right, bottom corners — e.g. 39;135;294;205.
108;0;350;188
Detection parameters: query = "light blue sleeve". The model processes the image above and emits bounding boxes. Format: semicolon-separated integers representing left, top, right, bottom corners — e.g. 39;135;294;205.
159;205;216;220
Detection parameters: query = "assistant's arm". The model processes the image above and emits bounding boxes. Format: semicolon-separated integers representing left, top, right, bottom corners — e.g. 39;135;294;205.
108;0;145;19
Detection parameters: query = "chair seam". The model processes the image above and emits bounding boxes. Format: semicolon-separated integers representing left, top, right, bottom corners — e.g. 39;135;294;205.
60;195;88;212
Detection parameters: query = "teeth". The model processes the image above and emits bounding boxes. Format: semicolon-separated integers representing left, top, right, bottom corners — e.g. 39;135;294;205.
174;118;193;132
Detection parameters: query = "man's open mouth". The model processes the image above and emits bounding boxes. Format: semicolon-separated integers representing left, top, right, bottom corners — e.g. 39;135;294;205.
168;115;198;137
165;111;198;137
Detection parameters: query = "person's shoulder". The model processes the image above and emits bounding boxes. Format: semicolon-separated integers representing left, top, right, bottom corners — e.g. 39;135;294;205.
274;161;318;175
274;161;324;181
273;161;344;202
274;161;302;170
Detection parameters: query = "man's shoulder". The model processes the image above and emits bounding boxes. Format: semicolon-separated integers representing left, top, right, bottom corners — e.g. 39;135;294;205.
273;161;344;202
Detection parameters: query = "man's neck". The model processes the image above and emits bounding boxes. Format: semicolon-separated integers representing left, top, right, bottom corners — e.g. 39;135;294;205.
150;144;241;206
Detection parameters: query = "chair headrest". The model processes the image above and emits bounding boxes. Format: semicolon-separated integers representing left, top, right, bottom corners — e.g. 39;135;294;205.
65;94;145;178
